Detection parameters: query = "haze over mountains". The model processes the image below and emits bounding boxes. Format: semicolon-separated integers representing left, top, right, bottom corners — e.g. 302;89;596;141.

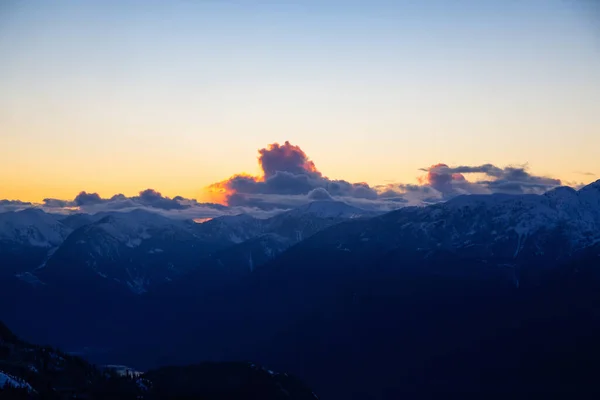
2;179;600;398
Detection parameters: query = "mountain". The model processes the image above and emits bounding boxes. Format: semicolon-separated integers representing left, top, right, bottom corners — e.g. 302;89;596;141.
58;213;95;230
271;181;600;279
112;182;600;399
144;363;319;400
0;201;374;352
149;200;379;296
0;321;319;399
191;200;375;245
0;209;72;276
140;248;600;399
282;200;376;219
0;209;69;248
191;213;264;245
37;209;215;294
3;185;600;398
261;200;379;241
9;201;373;295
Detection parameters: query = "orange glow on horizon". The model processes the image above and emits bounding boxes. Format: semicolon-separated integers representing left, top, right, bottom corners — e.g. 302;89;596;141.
204;172;261;205
193;217;213;224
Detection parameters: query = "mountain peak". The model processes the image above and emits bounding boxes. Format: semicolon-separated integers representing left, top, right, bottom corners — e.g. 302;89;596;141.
288;200;368;218
544;185;578;201
579;179;600;192
547;185;577;194
17;207;47;216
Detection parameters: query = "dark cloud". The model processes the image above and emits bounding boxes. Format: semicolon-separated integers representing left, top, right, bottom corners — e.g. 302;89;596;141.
74;191;103;206
137;189;187;210
207;142;566;210
419;163;467;195
53;189;191;211
32;193;241;220
43;198;72;208
3;144;569;218
0;200;34;213
262;171;315;195
375;189;409;203
0;199;33;212
110;194;128;201
418;163;561;196
208;141;381;209
326;181;378;199
35;189;229;219
420;163;504;177
397;184;434;193
0;199;32;206
258;141;321;179
376;182;443;206
35;189;288;220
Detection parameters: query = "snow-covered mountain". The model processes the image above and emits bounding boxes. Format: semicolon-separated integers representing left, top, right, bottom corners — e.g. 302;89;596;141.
0;208;70;248
191;213;264;245
267;180;600;283
4;181;599;295
0;209;72;276
5;201;372;294
179;201;379;281
130;182;600;400
282;200;376;219
3;186;600;399
36;210;223;294
191;200;376;245
0;371;35;393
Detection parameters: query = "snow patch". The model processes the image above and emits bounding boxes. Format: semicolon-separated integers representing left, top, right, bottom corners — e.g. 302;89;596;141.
15;272;45;286
126;277;148;294
0;371;35;392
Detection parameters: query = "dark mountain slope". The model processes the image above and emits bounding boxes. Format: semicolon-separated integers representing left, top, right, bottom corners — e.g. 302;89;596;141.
3;184;600;399
0;321;319;400
116;184;600;399
145;363;318;400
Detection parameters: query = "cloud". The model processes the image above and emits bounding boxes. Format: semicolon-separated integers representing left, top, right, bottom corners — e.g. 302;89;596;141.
418;163;561;196
207;141;381;209
34;189;236;220
1;142;569;218
259;141;320;179
43;198;72;208
137;189;187;210
0;189;283;220
0;200;31;206
74;191;103;206
53;189;190;211
206;141;567;211
0;199;33;213
575;171;596;177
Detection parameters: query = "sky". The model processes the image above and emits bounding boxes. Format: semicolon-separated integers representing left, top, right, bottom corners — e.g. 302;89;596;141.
0;0;599;213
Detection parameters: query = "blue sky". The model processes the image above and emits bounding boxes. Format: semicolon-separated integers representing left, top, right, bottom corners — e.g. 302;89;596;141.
0;0;598;202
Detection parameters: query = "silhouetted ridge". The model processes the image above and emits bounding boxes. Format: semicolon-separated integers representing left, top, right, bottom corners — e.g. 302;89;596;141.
0;321;319;399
